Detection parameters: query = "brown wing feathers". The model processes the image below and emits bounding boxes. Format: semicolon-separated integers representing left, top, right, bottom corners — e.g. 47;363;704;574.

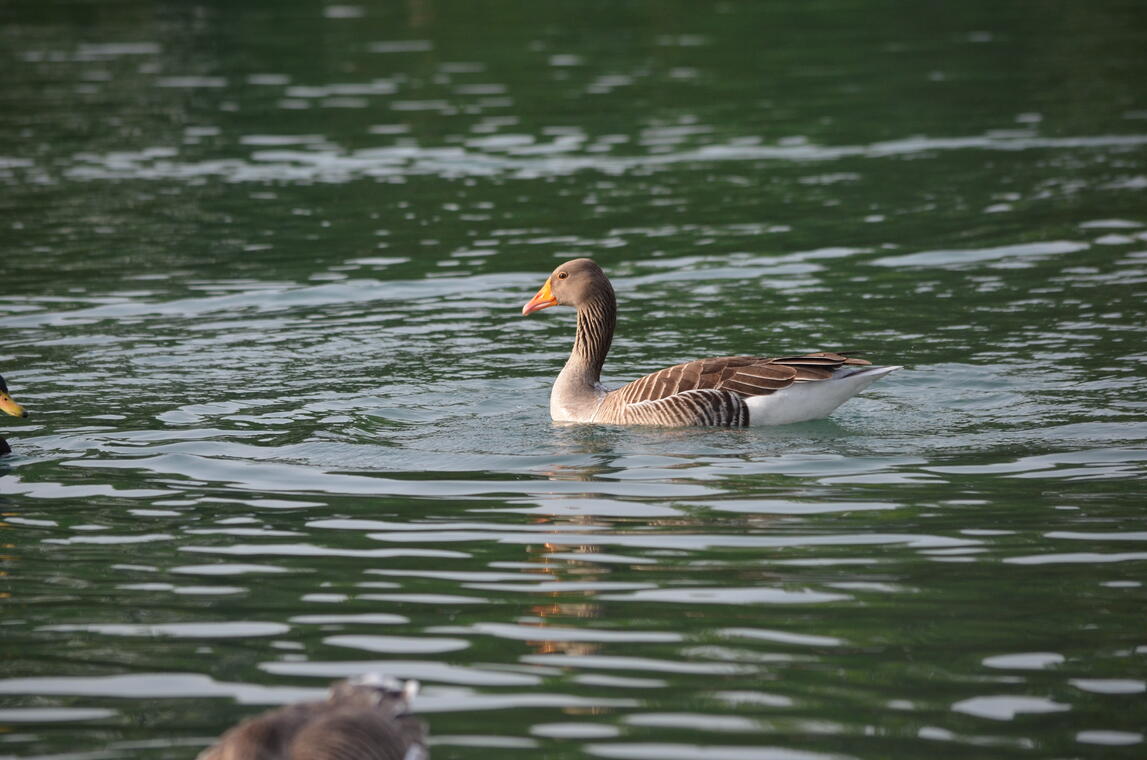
617;352;864;403
595;352;867;427
718;361;799;395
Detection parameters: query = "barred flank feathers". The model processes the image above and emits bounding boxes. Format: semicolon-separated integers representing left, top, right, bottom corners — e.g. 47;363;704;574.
614;389;749;427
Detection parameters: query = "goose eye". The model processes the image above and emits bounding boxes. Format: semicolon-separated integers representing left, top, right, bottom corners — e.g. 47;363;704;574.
557;271;568;280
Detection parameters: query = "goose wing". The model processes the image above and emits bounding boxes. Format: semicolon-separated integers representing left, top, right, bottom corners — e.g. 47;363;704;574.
612;352;870;404
596;352;869;427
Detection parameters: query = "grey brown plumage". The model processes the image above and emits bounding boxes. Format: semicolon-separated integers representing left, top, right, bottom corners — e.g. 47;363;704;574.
197;676;428;760
521;258;898;427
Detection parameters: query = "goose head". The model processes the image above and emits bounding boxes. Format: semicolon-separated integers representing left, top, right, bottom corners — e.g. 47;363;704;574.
329;674;419;718
0;375;27;419
521;258;615;315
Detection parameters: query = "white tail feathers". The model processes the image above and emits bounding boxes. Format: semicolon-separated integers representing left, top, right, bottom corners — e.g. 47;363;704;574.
745;365;901;426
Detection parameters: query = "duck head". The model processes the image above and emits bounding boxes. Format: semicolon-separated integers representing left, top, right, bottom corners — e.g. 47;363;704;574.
0;375;27;418
521;258;614;315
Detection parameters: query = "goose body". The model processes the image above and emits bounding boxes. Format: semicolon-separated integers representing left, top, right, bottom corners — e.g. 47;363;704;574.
522;259;899;427
197;676;428;760
0;374;28;456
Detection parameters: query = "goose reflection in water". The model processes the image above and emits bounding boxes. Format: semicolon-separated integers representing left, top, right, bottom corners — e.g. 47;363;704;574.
197;676;427;760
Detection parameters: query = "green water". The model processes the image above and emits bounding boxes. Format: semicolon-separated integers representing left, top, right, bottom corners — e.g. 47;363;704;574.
3;1;1147;758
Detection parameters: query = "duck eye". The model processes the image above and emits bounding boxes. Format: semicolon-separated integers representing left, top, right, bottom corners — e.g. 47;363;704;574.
557;271;568;280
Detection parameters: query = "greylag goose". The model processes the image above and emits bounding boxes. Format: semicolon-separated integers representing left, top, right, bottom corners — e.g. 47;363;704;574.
521;258;899;426
0;375;28;456
197;675;428;760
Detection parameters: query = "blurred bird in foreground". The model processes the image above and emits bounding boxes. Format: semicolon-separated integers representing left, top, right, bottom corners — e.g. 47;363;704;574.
197;676;427;760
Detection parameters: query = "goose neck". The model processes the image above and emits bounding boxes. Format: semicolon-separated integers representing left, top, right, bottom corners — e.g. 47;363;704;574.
569;293;615;383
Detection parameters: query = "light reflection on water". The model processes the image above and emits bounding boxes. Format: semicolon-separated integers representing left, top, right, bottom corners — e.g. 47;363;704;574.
3;0;1147;758
43;132;1147;184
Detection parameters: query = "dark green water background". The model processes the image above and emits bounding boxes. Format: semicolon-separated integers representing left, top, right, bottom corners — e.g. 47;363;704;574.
3;1;1147;758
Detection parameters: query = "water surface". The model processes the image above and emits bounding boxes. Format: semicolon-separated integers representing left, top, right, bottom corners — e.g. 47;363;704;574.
3;1;1147;758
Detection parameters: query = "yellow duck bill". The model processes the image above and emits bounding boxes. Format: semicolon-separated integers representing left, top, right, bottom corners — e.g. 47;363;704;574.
521;277;558;315
0;391;27;418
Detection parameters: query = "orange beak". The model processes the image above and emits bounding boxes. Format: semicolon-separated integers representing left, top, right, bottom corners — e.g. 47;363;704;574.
521;277;558;316
0;392;26;418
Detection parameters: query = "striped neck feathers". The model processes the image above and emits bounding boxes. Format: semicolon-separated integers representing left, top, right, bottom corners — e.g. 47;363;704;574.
569;289;616;384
